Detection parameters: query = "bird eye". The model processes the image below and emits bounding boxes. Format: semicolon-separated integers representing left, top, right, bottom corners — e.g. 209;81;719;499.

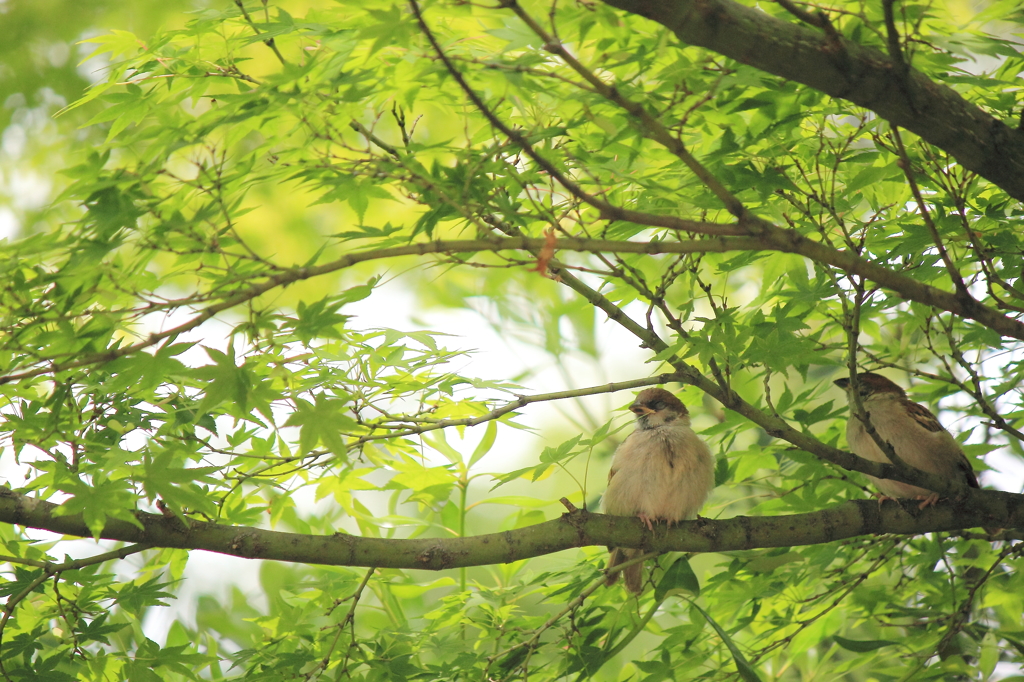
652;401;665;410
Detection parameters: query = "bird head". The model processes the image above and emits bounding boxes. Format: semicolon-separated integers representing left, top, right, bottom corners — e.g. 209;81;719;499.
630;388;688;429
833;372;907;400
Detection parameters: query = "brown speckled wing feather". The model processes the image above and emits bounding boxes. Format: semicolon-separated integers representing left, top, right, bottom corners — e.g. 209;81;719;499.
906;400;979;487
903;400;944;433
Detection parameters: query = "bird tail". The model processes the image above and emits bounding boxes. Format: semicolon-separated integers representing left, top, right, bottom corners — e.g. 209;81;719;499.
606;548;643;593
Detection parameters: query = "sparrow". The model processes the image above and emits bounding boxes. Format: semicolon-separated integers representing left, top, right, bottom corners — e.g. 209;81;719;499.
834;372;979;508
602;388;716;593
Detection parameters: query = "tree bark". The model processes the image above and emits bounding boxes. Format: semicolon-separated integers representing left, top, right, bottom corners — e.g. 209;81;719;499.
2;487;1019;569
599;0;1024;202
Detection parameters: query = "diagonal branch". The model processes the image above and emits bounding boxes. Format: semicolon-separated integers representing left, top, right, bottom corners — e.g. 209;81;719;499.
890;127;969;297
408;0;752;228
501;0;747;219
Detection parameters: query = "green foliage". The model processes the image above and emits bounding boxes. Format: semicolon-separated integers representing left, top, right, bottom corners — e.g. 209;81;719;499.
0;0;1023;679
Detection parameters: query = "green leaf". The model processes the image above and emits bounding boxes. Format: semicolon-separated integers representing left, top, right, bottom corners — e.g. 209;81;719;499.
283;394;357;455
655;556;700;600
468;420;498;467
832;635;899;653
539;434;583;463
685;599;763;682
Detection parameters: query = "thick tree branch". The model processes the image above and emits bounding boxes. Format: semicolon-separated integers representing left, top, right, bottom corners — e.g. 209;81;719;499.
0;488;1017;570
598;0;1024;202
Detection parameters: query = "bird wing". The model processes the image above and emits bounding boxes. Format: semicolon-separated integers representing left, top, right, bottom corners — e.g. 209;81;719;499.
904;400;944;433
957;454;980;488
904;400;980;488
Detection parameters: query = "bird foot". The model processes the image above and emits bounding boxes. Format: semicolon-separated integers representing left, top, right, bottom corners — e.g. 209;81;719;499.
637;513;656;531
872;493;898;507
914;493;941;510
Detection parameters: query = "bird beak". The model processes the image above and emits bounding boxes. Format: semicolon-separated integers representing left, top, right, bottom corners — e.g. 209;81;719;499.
833;378;849;389
630;404;655;416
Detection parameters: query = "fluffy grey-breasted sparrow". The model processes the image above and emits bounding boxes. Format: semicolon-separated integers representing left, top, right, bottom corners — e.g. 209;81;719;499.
834;372;979;508
602;388;715;593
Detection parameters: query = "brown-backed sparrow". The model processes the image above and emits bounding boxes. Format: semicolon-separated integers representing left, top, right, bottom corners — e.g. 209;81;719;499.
834;372;979;508
602;388;716;593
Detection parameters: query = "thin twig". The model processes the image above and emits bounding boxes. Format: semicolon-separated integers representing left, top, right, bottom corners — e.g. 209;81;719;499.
0;544;150;681
309;567;376;680
882;0;914;109
891;127;969;297
233;0;287;64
